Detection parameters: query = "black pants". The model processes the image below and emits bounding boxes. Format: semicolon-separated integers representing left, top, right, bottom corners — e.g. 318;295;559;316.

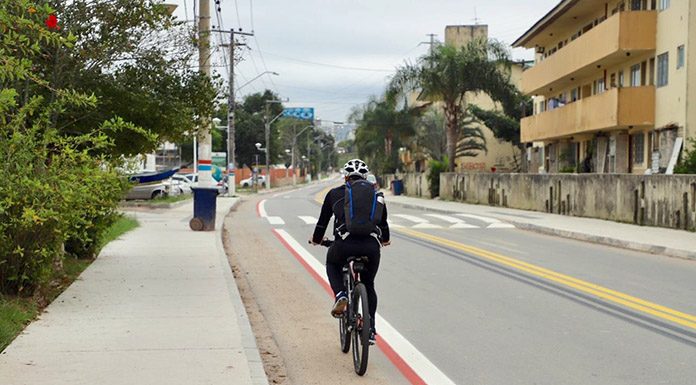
326;236;381;330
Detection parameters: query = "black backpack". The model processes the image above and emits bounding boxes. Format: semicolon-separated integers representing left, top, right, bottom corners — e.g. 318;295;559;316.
343;179;382;236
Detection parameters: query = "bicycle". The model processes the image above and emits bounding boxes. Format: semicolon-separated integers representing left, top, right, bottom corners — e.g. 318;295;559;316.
314;239;372;376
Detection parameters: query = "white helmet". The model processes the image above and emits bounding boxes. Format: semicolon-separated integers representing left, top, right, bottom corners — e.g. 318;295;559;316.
343;159;369;179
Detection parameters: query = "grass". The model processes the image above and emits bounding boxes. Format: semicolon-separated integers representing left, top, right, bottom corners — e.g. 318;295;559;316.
0;216;138;352
99;215;139;249
153;193;192;204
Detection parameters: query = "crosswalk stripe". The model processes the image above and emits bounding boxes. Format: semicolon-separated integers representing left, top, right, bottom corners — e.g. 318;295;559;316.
413;223;443;229
456;213;501;224
425;214;463;224
393;214;430;223
450;223;480;229
387;220;405;228
266;216;285;225
425;214;479;229
298;216;317;225
487;223;516;229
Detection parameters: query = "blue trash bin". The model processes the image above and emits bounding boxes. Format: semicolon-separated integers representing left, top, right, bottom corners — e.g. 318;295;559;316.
392;180;404;196
190;187;218;231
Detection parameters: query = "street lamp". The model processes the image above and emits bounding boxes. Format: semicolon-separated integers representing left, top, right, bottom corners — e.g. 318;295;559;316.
236;71;279;94
263;99;288;189
290;124;314;186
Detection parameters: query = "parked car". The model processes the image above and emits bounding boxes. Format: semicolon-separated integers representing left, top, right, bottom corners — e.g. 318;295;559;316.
181;173;226;194
240;175;266;188
172;174;193;195
125;182;168;200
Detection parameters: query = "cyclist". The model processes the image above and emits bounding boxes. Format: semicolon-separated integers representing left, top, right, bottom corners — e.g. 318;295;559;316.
310;159;390;344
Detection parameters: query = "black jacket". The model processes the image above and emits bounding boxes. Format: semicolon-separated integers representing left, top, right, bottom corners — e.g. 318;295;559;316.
312;184;389;243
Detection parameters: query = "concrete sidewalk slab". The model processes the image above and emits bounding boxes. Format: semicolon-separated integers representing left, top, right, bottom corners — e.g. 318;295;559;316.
384;192;696;260
0;197;268;385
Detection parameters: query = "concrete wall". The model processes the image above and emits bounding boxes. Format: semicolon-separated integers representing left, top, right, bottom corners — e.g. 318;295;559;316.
383;173;429;198
432;173;696;231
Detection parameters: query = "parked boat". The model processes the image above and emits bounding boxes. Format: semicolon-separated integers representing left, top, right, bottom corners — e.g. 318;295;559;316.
128;168;179;184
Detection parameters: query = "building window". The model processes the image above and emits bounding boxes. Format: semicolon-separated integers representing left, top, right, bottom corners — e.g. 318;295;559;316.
630;64;641;87
659;0;670;10
677;45;685;69
657;52;669;87
618;70;625;87
633;133;645;164
570;87;579;102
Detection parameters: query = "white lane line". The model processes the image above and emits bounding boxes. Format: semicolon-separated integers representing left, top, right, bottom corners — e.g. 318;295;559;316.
456;213;515;228
258;199;269;217
298;216;317;225
258;199;285;225
274;229;455;385
266;217;285;225
426;214;479;229
393;214;442;229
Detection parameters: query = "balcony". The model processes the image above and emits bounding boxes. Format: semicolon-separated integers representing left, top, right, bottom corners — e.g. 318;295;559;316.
521;11;656;96
521;86;655;143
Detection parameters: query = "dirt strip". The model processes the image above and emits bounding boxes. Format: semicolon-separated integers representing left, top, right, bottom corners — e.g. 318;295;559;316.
222;197;407;385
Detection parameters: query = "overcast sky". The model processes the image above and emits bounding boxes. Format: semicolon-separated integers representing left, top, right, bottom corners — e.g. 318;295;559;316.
170;0;559;122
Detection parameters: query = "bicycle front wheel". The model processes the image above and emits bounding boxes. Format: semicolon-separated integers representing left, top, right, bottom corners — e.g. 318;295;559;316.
351;283;371;376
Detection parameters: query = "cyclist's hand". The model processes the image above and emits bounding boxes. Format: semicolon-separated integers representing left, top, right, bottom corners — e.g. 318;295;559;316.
381;240;391;247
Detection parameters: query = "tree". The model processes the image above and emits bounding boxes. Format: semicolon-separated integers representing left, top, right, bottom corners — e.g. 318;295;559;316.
469;84;532;171
45;0;219;156
388;39;513;171
1;1;127;295
351;97;415;174
233;90;284;169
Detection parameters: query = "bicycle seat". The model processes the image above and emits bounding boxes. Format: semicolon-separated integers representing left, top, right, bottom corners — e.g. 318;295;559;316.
346;256;369;273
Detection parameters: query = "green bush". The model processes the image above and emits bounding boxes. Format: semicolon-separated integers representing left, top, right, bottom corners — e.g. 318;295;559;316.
0;2;128;295
675;138;696;174
427;158;448;198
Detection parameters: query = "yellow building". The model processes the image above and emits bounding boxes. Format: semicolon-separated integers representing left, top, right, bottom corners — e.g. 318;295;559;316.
404;25;526;173
514;0;692;174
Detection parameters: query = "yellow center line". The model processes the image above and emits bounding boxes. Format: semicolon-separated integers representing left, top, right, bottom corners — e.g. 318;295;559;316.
314;184;334;204
396;227;696;330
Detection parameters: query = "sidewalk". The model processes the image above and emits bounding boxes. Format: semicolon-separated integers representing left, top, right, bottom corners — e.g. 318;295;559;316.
384;192;696;260
0;198;268;385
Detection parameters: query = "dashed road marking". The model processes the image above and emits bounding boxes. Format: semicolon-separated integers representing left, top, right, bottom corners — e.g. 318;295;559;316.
266;217;285;225
298;216;317;225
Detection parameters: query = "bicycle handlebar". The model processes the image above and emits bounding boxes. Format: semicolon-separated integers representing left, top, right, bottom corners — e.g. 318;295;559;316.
309;239;334;247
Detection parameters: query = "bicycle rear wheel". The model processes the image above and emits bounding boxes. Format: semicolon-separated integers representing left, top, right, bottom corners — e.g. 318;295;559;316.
351;283;371;376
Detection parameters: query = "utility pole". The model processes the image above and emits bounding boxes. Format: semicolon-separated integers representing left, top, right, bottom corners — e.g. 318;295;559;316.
422;33;437;56
197;0;214;187
212;28;253;196
264;103;271;190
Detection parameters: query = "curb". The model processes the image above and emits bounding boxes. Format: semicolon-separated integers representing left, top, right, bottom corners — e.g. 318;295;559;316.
119;197;192;209
386;199;696;262
216;198;269;385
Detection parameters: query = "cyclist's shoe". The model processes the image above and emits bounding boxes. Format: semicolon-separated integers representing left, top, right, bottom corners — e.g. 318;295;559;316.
331;291;348;318
369;329;377;345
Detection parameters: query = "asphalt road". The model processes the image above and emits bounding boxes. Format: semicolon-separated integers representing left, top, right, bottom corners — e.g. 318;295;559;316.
252;180;696;385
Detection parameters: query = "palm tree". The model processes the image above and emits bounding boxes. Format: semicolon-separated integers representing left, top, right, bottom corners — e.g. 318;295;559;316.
387;38;512;171
351;97;415;173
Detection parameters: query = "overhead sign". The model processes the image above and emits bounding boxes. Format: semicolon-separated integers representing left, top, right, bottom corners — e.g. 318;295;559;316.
283;107;314;121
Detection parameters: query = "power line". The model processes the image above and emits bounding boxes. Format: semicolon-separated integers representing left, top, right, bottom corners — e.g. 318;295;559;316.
258;50;394;72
